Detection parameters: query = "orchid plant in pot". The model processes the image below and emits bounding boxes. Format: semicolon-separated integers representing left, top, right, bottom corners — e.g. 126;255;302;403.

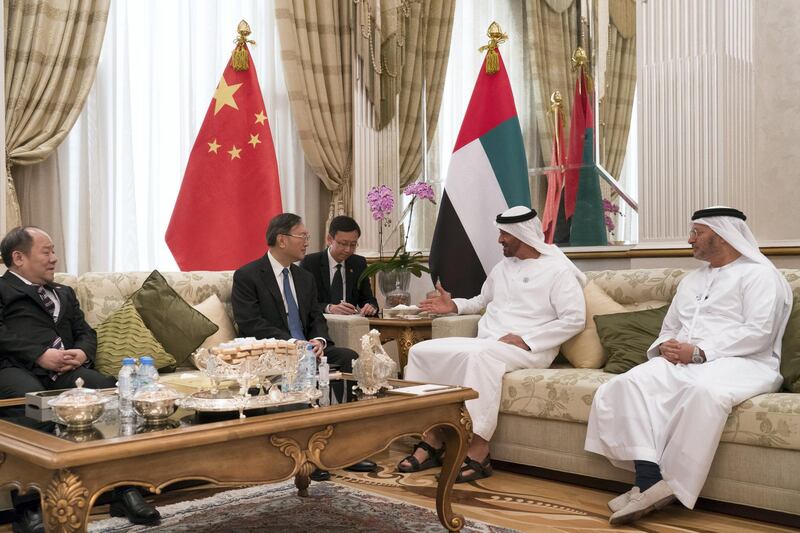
358;181;435;308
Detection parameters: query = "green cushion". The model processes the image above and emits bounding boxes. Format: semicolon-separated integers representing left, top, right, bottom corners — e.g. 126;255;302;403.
131;270;218;366
780;292;800;392
596;306;670;374
95;300;177;376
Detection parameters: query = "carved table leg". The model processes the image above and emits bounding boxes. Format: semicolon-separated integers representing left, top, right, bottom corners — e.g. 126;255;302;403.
435;408;472;531
41;469;91;533
294;463;313;498
397;327;418;375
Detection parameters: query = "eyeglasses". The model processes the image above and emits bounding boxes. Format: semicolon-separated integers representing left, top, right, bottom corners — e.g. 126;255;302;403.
334;240;358;249
282;233;311;243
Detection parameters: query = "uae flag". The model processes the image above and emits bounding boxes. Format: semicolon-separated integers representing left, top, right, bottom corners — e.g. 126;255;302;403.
429;51;531;298
166;44;282;271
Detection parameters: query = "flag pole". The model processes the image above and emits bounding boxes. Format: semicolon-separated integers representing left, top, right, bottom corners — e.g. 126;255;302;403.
478;21;508;75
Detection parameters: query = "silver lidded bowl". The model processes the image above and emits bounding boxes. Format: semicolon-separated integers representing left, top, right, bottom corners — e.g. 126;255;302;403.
132;383;182;425
48;377;110;429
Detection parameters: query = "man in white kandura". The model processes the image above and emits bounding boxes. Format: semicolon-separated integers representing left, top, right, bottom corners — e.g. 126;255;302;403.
585;206;792;525
399;206;586;482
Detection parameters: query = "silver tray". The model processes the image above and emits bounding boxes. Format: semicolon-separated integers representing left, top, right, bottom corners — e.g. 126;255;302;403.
177;389;322;412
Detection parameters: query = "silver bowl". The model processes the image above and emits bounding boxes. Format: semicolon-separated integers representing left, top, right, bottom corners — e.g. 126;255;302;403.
51;399;108;429
132;397;179;425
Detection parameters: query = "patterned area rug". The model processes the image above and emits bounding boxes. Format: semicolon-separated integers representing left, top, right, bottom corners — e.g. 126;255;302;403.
88;481;517;533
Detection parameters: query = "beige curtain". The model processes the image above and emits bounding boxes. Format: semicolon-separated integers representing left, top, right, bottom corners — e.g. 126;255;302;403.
397;0;454;187
5;0;109;230
525;0;578;159
600;0;636;180
276;0;353;215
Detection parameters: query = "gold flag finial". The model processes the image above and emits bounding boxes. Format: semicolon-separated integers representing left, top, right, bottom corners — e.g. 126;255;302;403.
550;90;563;109
232;20;256;71
478;21;508;75
548;90;565;141
571;47;594;93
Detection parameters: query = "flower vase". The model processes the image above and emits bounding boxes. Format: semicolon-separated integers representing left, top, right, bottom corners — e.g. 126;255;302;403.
378;270;411;308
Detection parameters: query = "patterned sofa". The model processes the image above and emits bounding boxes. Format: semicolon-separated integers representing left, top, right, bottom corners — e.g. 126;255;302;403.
52;270;371;363
432;268;800;517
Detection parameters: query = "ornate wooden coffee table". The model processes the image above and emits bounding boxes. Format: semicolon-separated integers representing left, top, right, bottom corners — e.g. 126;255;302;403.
0;381;476;532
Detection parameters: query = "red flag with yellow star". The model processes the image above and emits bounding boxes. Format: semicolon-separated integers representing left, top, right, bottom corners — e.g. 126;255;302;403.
166;45;282;270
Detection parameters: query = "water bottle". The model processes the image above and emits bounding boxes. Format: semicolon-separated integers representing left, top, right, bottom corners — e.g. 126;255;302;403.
117;358;136;417
138;356;159;388
318;356;329;388
303;343;318;392
289;343;317;393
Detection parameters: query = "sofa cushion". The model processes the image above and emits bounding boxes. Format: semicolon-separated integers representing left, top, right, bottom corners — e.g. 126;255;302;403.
500;367;800;452
192;294;237;351
780;291;800;392
131;270;218;366
560;281;626;368
94;299;176;376
500;368;615;423
595;306;670;374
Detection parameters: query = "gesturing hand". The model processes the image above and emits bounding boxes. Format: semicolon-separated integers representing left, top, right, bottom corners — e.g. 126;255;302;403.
419;282;458;315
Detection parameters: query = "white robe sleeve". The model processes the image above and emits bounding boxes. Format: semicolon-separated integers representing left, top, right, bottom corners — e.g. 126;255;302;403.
521;269;585;353
698;272;783;361
452;268;494;315
647;299;683;359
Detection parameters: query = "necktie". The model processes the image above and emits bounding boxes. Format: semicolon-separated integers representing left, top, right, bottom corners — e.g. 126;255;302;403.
282;268;306;340
331;263;344;303
37;286;64;358
37;285;56;321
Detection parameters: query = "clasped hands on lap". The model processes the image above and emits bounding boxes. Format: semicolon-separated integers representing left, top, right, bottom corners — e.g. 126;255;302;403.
37;348;87;373
659;339;698;364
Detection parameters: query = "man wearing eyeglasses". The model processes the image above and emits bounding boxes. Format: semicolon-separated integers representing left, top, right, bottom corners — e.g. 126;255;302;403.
232;213;358;377
300;216;378;317
232;212;376;476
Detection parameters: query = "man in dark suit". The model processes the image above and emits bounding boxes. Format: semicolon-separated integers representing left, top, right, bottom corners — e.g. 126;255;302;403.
232;213;376;474
300;216;378;316
0;227;161;532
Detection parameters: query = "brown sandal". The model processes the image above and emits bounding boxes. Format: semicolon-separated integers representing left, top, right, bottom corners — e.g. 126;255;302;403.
397;441;445;473
455;454;492;483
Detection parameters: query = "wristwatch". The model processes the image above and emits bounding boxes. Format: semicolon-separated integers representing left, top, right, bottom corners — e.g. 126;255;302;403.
691;345;706;364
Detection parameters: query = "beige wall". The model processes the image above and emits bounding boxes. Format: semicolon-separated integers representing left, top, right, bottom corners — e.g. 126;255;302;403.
753;1;800;242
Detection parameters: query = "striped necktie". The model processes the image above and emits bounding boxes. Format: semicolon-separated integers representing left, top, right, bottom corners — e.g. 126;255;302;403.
37;285;57;321
37;286;64;380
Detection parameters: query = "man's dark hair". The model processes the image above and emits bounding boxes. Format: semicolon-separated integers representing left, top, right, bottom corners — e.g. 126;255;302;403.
266;213;303;246
328;215;361;238
0;226;41;268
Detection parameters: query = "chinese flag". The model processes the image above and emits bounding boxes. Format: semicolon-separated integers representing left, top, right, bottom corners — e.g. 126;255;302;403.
166;46;282;271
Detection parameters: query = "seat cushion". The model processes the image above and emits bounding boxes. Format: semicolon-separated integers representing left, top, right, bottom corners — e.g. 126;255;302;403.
500;367;800;451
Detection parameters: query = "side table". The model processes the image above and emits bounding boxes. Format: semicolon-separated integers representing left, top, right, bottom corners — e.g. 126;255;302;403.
368;317;433;376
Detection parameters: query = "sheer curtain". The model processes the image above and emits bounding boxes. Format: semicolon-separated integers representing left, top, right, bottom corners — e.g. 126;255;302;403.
30;0;314;274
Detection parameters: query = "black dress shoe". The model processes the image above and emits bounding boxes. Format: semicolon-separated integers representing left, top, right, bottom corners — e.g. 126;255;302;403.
310;468;331;482
12;506;44;533
109;488;161;525
345;459;378;473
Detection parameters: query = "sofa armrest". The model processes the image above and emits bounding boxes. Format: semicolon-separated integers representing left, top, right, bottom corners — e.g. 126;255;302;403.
432;315;481;339
325;314;370;352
